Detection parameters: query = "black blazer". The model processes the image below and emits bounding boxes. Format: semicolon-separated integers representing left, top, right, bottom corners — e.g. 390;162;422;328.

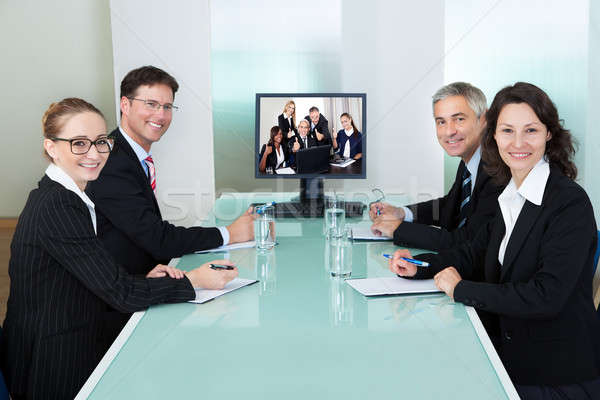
278;113;297;147
304;114;331;146
413;168;600;386
0;176;194;399
86;128;223;276
393;159;503;251
259;143;289;171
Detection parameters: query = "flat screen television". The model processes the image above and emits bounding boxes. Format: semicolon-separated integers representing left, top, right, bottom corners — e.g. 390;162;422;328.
255;93;366;202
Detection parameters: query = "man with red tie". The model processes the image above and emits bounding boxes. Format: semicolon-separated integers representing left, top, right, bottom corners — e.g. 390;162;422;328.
87;66;253;343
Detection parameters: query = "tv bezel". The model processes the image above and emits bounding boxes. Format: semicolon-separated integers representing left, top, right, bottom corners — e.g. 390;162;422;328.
254;93;367;180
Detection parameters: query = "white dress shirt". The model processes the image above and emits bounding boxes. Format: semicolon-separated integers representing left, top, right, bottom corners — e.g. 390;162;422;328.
402;146;482;223
119;126;230;245
45;163;97;234
275;145;285;169
342;128;353;158
497;158;550;265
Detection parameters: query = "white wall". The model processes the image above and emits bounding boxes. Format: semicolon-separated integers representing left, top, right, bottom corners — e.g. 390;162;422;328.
0;0;116;217
587;1;600;224
109;0;216;226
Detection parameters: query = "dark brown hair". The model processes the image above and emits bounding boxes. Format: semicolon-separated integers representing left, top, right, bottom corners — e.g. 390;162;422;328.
482;82;577;185
120;66;179;99
340;112;360;139
42;98;104;160
267;126;282;146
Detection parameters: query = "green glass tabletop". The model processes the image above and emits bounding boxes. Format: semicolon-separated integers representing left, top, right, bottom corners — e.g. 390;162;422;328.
85;194;512;399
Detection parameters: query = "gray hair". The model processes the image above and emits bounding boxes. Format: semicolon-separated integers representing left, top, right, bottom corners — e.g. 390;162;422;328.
432;82;487;118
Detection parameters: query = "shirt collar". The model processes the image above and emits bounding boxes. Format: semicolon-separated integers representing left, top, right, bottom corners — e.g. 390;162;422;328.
498;158;549;206
119;125;151;163
344;128;354;137
465;146;481;177
45;163;96;210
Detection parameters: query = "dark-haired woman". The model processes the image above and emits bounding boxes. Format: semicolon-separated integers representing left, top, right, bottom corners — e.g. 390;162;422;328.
0;98;238;399
389;82;600;398
333;113;362;159
259;126;289;173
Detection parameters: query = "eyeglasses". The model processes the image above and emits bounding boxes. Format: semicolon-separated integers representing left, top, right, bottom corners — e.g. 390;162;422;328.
51;136;114;155
372;188;385;203
128;97;179;112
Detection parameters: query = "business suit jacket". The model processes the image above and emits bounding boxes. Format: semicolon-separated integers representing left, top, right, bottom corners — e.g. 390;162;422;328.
278;113;297;148
304;114;331;147
335;130;363;158
393;159;503;251
259;143;289;171
413;168;600;385
87;128;223;277
0;176;194;399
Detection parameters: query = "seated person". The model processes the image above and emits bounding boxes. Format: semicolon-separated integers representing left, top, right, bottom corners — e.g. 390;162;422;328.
259;126;289;173
288;119;317;167
370;82;503;251
389;83;600;399
304;106;331;146
0;98;238;399
332;112;362;160
278;100;297;148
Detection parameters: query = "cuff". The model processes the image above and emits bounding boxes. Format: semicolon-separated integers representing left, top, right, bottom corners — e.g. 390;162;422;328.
402;206;414;222
218;226;230;246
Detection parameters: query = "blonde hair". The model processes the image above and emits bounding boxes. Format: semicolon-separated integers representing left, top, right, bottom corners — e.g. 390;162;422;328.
282;100;296;125
42;98;104;160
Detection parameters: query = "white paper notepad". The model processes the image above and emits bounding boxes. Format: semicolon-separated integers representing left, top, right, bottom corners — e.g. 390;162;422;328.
346;277;440;297
189;278;258;304
351;226;392;241
195;241;255;254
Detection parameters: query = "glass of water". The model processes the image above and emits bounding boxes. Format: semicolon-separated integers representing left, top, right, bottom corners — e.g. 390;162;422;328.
327;227;352;278
324;194;345;237
253;203;276;250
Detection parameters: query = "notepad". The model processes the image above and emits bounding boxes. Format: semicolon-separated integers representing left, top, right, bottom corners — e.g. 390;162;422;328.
195;241;256;254
188;278;258;304
346;277;441;296
275;167;296;174
351;226;392;241
330;158;356;168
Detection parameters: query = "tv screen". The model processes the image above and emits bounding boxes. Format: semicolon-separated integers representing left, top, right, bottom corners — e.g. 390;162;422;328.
255;93;366;179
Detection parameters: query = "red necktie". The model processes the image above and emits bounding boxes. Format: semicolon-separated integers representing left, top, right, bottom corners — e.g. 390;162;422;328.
144;156;156;194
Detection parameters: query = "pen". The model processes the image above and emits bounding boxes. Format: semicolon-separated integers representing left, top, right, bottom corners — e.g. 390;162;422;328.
256;201;276;213
382;254;429;267
210;264;235;270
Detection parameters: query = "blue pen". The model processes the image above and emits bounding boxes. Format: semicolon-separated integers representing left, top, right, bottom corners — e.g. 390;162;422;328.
382;254;429;267
256;201;276;213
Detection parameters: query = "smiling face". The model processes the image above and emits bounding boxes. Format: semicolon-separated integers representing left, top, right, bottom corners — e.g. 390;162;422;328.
298;120;309;137
120;83;174;152
273;129;283;144
494;102;550;186
286;103;295;116
434;95;485;163
341;115;352;130
44;112;109;190
309;110;320;125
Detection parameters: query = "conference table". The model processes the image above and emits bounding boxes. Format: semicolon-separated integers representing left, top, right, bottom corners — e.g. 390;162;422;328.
77;192;519;399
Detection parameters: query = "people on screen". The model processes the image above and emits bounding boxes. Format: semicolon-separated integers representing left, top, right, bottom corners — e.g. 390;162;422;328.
389;82;600;398
370;82;504;251
288;119;317;167
259;126;289;173
305;106;331;146
278;100;297;149
86;66;253;344
332;112;362;160
0;98;239;399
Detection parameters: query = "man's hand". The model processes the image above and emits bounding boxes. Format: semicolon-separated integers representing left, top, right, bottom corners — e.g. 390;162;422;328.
226;207;254;243
185;259;238;289
315;129;324;142
368;202;405;222
389;249;417;277
292;141;300;152
371;216;401;237
434;267;462;300
146;264;185;279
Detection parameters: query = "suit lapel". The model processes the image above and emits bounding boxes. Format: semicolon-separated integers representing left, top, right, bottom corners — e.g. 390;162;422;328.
441;161;464;229
113;129;162;215
486;216;505;283
500;200;543;280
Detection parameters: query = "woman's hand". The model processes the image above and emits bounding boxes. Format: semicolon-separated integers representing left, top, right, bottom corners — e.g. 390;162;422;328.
185;259;239;289
146;264;185;279
434;267;462;300
389;249;417;277
287;130;294;139
264;145;273;155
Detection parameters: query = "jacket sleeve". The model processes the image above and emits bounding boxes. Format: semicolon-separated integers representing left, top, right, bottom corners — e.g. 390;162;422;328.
38;190;195;313
453;188;597;319
88;155;223;259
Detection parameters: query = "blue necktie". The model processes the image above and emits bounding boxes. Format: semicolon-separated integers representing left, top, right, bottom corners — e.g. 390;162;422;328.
458;166;471;228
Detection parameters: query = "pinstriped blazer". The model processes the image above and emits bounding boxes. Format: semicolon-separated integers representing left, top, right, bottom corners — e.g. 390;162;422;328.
0;176;195;399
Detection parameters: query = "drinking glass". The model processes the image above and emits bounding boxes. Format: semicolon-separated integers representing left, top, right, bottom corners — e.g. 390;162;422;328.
253;204;276;250
327;227;352;278
324;194;346;237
